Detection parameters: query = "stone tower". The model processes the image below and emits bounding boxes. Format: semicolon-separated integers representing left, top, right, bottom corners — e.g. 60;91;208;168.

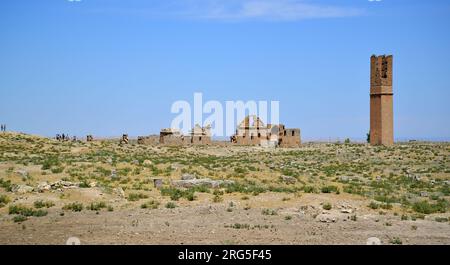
370;55;393;146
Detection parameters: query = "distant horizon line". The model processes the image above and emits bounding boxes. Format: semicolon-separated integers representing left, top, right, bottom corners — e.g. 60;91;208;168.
4;131;450;143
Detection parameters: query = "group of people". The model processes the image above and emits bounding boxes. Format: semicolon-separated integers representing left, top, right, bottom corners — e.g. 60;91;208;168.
56;133;76;142
0;124;6;132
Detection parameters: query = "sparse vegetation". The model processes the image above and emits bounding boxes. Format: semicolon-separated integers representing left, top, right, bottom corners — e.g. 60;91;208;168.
33;200;55;209
141;200;160;209
0;132;449;244
0;195;10;208
87;202;107;211
389;237;403;245
261;209;278;216
323;203;332;210
8;205;48;217
63;202;83;212
127;193;149;202
165;202;177;209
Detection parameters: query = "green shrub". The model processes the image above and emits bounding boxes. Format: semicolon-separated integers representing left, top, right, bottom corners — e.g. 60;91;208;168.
368;201;379;209
212;195;223;203
413;199;448;214
141;200;160;209
321;185;339;194
165;202;177;209
223;181;268;195
33;200;55;209
435;217;449;223
0;195;10;207
51;166;64;174
127;193;149;201
8;205;47;217
78;180;90;188
389;237;402;245
160;187;196;201
63;202;83;212
303;186;316;193
87;202;107;211
13;215;27;223
323;203;332;210
0;179;13;191
261;209;277;216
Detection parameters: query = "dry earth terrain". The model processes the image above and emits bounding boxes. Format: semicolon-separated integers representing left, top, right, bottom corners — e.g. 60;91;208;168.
0;132;449;245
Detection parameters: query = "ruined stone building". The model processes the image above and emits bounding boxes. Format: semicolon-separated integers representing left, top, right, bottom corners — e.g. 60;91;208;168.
230;115;301;148
159;125;212;146
137;135;159;145
370;55;394;146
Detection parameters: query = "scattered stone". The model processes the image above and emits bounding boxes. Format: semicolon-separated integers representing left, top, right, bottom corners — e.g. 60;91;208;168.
143;160;153;166
37;182;51;192
172;177;234;189
12;184;34;194
110;169;119;180
316;213;337;223
420;191;429;197
89;181;97;188
153;178;163;189
114;187;125;198
171;163;181;170
50;180;79;190
15;169;29;179
339;176;351;182
181;174;196;180
367;237;382;245
198;206;214;215
280;175;297;184
339;203;355;214
341;208;353;214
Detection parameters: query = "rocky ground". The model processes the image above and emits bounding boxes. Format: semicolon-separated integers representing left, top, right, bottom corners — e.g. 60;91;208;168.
0;132;449;245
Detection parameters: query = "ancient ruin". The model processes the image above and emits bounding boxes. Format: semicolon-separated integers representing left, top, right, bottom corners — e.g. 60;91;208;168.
370;55;394;146
120;134;129;144
159;125;212;146
137;135;159;145
230;115;301;148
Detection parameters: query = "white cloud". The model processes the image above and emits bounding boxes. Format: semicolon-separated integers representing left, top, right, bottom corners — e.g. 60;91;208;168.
188;0;364;21
91;0;365;22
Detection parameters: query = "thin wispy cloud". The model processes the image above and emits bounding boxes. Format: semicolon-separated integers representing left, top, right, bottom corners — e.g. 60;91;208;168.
185;0;365;21
89;0;365;22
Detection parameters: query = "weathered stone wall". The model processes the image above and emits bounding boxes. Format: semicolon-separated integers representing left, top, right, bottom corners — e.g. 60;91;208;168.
279;128;301;148
137;135;159;145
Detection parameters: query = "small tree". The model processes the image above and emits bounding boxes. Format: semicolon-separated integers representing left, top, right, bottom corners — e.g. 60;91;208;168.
366;132;371;143
344;138;351;144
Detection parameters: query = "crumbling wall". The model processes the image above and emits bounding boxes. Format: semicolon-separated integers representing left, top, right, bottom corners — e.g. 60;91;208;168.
279;128;301;148
137;135;159;145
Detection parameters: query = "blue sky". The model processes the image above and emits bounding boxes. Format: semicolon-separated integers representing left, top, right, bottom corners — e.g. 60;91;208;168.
0;0;449;141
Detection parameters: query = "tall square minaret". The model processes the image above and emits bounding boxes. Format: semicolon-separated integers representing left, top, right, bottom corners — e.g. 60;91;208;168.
370;55;394;146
